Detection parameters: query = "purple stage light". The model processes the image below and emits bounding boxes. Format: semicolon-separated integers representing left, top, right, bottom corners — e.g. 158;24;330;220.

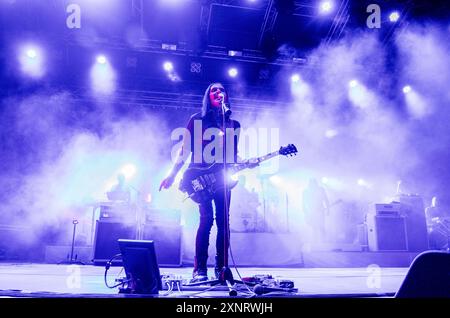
19;45;45;78
120;164;137;179
349;79;358;88
228;67;238;77
96;55;107;64
402;85;411;94
319;1;333;14
163;61;174;72
389;11;400;22
26;49;37;59
291;74;300;83
90;56;116;95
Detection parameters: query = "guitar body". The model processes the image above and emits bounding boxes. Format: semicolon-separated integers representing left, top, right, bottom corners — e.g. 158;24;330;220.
179;164;239;204
178;144;298;205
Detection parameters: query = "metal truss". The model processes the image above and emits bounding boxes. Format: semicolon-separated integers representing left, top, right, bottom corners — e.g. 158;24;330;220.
72;87;287;114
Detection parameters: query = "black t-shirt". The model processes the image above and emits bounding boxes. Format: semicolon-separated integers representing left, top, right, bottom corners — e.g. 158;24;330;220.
185;111;240;167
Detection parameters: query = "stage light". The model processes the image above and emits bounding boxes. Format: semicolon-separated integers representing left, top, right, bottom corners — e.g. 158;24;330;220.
228;50;242;57
291;74;300;83
319;1;333;14
402;85;411;94
389;11;400;22
26;49;37;59
96;55;107;64
90;55;116;95
121;164;136;179
19;45;45;78
348;79;377;109
163;61;173;72
325;129;338;138
349;79;358;88
404;89;429;118
321;177;329;185
228;67;238;78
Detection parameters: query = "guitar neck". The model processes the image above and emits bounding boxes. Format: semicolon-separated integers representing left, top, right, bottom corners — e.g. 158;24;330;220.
234;150;280;173
256;150;279;163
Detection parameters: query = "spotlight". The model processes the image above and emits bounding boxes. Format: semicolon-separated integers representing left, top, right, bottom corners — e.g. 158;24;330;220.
402;85;411;94
325;129;338;138
349;80;358;88
319;1;333;14
19;45;45;78
90;56;116;95
389;11;400;22
121;164;137;179
96;55;107;64
26;49;37;59
291;74;300;83
228;67;238;78
321;177;329;185
163;61;173;72
228;50;242;57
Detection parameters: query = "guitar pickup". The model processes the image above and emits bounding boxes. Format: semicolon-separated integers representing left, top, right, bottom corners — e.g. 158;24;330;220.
192;179;204;191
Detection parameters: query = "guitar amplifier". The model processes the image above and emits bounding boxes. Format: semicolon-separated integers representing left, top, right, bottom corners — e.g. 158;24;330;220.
375;203;401;217
397;195;429;252
366;213;408;251
92;220;136;265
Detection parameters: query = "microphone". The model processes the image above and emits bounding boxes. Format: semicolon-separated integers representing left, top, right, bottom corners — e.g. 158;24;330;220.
219;93;232;116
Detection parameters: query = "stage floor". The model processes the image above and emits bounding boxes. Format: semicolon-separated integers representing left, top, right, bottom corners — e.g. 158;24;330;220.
0;263;407;298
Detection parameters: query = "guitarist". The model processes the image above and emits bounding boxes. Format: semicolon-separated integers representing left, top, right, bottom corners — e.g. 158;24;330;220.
159;83;245;283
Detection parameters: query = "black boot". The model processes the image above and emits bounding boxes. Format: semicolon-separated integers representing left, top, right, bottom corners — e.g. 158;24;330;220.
191;256;208;283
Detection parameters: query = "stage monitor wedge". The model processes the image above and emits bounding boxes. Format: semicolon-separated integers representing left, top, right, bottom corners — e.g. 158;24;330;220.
118;239;162;295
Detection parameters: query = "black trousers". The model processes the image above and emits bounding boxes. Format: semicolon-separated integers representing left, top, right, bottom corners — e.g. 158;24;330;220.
194;190;231;273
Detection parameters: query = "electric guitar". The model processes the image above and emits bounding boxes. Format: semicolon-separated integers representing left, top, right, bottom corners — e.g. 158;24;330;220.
179;144;298;204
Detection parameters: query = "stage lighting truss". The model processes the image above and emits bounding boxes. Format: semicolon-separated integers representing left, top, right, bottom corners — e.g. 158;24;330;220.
190;62;202;73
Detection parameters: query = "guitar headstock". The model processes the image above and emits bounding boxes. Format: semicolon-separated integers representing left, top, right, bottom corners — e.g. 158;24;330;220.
279;144;298;157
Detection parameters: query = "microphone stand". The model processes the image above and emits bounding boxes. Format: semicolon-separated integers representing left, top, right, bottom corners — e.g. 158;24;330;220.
129;185;144;240
58;219;85;265
186;96;249;296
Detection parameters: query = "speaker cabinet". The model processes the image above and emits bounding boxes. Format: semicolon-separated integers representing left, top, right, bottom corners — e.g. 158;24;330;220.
92;220;136;264
143;223;182;266
367;214;408;251
397;196;429;252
